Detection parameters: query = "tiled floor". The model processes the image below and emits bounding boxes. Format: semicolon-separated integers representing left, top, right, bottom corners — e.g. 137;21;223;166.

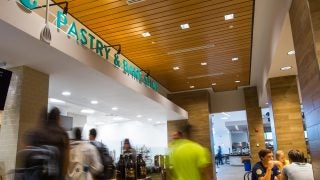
216;164;246;180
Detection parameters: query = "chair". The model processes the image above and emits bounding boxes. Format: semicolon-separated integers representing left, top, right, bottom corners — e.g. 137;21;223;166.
244;171;251;180
224;154;230;164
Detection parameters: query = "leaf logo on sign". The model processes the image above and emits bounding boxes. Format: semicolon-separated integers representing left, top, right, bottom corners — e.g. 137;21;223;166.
19;0;38;10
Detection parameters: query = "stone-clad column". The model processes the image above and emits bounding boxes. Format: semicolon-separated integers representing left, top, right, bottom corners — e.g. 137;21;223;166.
0;66;49;176
167;90;215;179
243;87;265;164
268;76;307;156
290;1;320;178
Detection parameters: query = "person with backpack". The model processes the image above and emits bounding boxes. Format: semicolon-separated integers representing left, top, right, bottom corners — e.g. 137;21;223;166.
89;128;115;180
19;107;70;180
67;128;103;180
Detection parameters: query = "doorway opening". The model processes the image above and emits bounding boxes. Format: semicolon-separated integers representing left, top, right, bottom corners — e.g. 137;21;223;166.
211;110;249;180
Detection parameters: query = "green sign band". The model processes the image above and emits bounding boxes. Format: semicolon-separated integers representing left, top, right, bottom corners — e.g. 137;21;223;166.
19;1;159;91
55;10;159;91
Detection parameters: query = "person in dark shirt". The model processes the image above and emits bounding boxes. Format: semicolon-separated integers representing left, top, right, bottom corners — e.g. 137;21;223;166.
122;138;137;161
27;107;70;180
252;149;281;180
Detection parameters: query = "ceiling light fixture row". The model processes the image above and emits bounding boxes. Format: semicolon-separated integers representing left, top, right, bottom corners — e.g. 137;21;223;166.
143;23;190;38
144;13;233;38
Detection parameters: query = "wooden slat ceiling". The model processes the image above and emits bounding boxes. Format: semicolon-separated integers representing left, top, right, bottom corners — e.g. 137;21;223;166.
56;0;254;92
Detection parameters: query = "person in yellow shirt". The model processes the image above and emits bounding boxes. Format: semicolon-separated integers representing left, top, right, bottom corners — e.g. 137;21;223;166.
168;131;213;180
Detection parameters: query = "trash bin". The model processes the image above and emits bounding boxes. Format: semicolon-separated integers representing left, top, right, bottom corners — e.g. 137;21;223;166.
242;159;251;171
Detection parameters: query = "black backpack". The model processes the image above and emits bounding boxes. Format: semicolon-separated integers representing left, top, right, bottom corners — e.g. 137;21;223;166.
90;141;115;179
13;145;60;180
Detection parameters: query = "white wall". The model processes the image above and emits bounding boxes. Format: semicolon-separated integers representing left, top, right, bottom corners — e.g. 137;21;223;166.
83;118;168;162
213;131;231;155
211;116;232;155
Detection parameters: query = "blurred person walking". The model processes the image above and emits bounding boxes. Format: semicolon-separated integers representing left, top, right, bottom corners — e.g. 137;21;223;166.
89;128;114;180
168;130;213;180
20;107;70;180
281;149;314;180
216;146;224;165
67;128;103;180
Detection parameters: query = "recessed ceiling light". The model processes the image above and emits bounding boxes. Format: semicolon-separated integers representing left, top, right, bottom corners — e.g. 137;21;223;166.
180;23;190;29
62;91;71;96
287;50;295;55
212;83;216;86
232;57;239;61
173;66;180;70
190;85;195;88
235;80;240;83
111;107;118;111
201;62;207;66
49;98;65;104
91;100;98;104
148;118;152;121
142;32;151;37
81;109;95;114
113;116;124;121
266;102;269;105
224;14;234;20
280;66;292;71
136;115;142;118
222;112;231;117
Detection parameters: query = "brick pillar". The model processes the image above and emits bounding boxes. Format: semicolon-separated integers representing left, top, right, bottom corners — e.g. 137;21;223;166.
268;76;307;156
167;90;215;179
0;66;49;176
243;87;265;164
290;0;320;179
